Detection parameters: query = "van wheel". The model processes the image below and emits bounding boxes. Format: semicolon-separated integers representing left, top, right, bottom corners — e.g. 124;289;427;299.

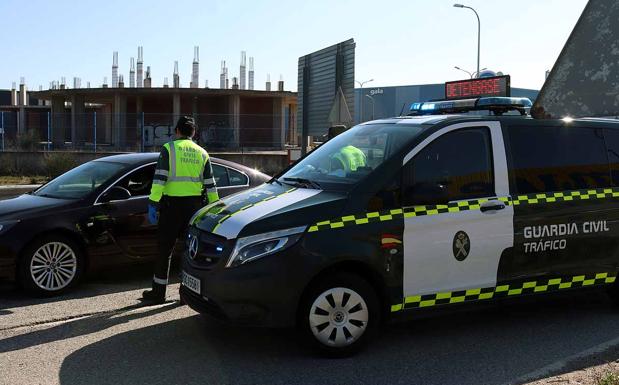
300;273;379;357
607;282;619;306
18;235;84;296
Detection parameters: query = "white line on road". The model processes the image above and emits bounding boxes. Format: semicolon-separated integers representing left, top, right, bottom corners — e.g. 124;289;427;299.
504;335;619;385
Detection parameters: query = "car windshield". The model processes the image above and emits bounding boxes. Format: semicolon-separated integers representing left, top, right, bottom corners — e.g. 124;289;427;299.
34;161;126;199
279;123;425;191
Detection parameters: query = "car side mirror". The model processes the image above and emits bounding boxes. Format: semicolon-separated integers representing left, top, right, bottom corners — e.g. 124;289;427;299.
407;182;450;206
100;186;131;203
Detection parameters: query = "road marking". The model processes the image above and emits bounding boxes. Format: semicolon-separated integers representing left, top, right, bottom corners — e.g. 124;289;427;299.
504;334;619;385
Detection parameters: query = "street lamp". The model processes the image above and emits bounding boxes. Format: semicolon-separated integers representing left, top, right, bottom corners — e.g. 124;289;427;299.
453;4;481;78
356;79;374;122
365;95;375;120
454;66;487;79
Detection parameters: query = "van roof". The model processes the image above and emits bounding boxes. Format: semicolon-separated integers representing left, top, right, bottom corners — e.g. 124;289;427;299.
362;114;619;128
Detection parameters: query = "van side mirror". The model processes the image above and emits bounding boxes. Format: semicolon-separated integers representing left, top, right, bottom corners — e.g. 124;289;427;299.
406;182;450;206
100;186;131;203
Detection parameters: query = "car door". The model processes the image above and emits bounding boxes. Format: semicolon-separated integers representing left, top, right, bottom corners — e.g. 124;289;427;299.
401;122;514;306
498;122;615;282
93;163;158;261
212;163;250;197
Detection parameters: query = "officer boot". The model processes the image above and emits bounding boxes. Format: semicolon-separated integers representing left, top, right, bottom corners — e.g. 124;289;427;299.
141;281;166;304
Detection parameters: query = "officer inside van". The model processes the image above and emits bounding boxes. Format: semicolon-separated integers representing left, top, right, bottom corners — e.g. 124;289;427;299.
327;125;367;175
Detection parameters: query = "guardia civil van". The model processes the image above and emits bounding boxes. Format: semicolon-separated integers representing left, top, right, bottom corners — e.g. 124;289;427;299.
180;91;619;356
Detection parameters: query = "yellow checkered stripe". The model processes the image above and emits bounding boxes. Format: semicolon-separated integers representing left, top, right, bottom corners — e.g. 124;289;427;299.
511;188;619;206
308;187;619;233
389;272;617;312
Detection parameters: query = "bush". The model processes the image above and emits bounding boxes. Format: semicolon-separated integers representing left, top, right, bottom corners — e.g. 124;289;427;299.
16;129;41;151
44;152;77;178
597;371;619;385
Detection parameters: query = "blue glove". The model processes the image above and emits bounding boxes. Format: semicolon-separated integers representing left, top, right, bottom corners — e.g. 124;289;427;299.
148;203;159;225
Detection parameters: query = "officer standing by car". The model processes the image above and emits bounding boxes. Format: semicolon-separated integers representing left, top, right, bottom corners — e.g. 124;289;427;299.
142;116;219;303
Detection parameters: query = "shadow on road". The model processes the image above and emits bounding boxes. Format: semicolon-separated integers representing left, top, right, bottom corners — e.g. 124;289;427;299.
0;264;181;310
57;292;619;385
0;301;179;354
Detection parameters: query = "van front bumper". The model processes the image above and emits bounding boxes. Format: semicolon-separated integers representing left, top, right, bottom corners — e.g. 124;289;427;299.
179;244;314;328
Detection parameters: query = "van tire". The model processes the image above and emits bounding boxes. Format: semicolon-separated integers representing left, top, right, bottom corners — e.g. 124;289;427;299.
299;272;379;357
607;281;619;307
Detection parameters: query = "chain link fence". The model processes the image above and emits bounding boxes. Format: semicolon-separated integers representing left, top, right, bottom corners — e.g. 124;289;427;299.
0;110;297;152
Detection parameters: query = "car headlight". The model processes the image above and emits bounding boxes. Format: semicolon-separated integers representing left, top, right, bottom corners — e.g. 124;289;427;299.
226;226;306;268
0;220;19;235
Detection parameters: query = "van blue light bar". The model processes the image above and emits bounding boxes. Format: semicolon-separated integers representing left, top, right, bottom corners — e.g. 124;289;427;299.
408;96;532;116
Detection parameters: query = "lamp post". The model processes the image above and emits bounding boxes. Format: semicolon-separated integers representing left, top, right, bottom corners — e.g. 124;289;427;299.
365;95;375;120
356;79;374;122
454;4;481;78
454;66;487;79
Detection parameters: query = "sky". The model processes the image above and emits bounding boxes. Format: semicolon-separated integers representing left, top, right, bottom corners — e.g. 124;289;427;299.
0;0;587;92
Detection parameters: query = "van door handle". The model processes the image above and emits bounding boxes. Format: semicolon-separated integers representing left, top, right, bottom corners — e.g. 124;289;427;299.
480;201;506;213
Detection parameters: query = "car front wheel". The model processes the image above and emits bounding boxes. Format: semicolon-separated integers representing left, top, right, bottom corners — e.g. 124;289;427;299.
19;236;83;295
300;273;379;357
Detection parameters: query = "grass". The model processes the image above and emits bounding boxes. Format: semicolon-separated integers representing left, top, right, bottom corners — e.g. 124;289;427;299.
0;175;48;185
597;371;619;385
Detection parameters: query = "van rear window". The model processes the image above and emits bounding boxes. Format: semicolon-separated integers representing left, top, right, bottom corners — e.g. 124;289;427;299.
506;125;611;194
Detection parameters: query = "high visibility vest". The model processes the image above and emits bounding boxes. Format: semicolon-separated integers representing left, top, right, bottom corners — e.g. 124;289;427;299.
149;139;215;202
332;145;366;172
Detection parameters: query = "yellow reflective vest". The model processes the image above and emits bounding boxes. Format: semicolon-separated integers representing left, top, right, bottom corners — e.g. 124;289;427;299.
148;139;219;204
332;145;367;172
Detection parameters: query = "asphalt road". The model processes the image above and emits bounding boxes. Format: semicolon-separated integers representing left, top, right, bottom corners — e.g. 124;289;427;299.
3;267;619;385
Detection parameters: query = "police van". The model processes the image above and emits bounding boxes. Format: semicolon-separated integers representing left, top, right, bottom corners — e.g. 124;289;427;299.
180;78;619;355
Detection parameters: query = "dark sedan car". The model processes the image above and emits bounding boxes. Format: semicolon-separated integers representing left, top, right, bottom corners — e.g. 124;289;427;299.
0;153;270;295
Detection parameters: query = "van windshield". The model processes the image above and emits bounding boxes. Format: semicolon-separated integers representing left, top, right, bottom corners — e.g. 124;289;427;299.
279;123;424;191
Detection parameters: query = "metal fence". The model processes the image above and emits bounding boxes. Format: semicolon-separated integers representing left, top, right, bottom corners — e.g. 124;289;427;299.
0;111;297;152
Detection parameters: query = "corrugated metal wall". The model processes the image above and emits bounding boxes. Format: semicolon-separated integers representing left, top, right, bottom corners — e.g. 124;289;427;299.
298;39;355;137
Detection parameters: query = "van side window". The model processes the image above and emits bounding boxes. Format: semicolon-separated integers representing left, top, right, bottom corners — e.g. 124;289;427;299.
402;127;494;206
604;129;619;186
507;125;610;194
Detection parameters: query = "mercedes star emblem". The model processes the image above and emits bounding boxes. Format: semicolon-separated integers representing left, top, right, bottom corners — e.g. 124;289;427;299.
189;235;199;260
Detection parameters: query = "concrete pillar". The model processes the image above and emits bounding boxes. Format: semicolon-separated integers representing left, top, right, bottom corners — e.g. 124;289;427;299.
70;94;85;145
136;96;143;150
113;92;127;149
273;98;285;149
172;93;181;128
18;107;26;135
229;95;240;148
51;96;66;147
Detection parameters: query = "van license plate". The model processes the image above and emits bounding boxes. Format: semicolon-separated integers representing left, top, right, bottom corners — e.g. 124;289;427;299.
182;271;201;295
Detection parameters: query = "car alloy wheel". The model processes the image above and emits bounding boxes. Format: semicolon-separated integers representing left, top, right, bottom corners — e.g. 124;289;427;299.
308;287;369;348
29;241;78;292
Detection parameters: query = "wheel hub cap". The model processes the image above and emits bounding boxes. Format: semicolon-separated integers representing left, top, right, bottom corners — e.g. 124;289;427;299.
30;241;77;292
309;287;369;348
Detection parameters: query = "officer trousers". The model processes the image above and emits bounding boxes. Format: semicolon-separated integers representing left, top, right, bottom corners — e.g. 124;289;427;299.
153;196;202;288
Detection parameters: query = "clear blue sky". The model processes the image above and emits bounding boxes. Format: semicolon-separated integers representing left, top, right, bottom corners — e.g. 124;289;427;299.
1;0;587;91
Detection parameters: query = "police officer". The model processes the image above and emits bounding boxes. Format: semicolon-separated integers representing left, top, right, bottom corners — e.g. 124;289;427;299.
142;116;219;303
326;125;367;173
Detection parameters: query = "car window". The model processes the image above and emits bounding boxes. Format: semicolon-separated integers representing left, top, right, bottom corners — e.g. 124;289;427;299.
403;127;494;206
228;168;249;186
212;164;230;187
603;129;619;187
115;164;156;197
507;125;610;194
34;161;125;199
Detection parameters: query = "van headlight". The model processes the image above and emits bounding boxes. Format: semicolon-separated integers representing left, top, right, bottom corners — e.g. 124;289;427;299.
226;226;306;268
